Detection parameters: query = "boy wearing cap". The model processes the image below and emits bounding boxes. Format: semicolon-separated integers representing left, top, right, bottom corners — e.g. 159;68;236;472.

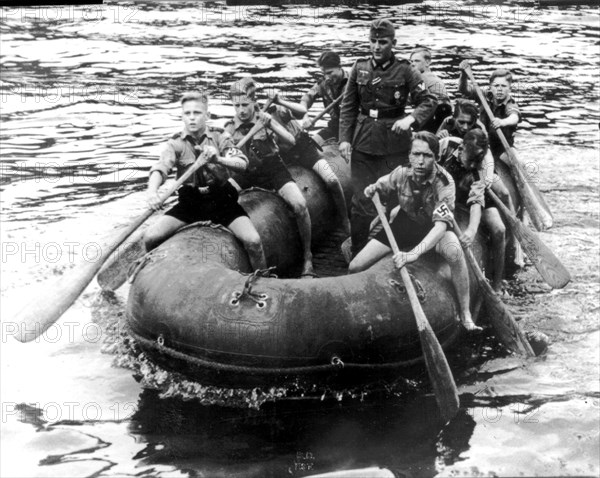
225;77;316;278
144;91;267;271
339;18;438;258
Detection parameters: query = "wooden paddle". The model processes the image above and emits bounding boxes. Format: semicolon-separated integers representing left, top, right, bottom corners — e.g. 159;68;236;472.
373;193;460;423
461;64;553;231
97;118;269;291
13;154;210;343
448;216;535;356
487;190;571;289
304;93;343;130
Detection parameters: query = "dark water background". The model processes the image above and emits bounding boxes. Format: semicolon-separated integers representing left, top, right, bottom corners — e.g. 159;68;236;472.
1;1;599;477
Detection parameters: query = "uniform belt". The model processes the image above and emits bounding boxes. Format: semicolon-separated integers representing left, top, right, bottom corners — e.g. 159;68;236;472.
360;106;405;119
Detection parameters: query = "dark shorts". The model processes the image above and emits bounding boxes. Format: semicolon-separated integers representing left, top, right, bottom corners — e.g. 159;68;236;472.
241;154;294;192
165;182;247;227
315;122;338;142
373;209;434;250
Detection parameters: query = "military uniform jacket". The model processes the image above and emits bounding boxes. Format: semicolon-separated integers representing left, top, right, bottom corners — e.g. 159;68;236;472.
224;115;280;173
339;55;438;155
376;163;455;227
150;128;247;190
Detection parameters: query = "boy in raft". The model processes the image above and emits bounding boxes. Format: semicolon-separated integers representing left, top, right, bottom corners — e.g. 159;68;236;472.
438;129;506;292
225;77;316;278
458;61;521;159
144;91;267;271
409;47;453;134
436;99;486;140
265;90;351;235
299;51;348;147
348;131;481;332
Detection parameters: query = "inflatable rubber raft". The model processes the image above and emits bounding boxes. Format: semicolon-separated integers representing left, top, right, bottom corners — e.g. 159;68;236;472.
126;145;491;389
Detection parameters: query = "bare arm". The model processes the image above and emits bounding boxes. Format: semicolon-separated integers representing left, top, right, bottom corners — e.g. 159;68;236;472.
271;92;307;118
259;112;295;147
147;170;165;210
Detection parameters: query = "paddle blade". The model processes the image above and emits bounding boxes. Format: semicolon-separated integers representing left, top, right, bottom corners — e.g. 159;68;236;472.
467;254;535;356
505;153;554;232
489;192;570;289
401;268;460;423
418;323;461;423
12;258;104;343
507;216;571;289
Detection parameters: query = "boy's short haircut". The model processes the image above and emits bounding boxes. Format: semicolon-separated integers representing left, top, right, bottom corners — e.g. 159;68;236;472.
318;51;341;69
489;69;513;85
463;129;489;157
181;91;208;107
410;47;431;62
412;131;440;160
454;99;480;120
230;76;257;100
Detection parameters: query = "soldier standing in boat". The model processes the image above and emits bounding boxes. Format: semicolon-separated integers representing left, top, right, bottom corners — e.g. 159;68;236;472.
348;132;480;332
143;91;267;271
339;18;438;258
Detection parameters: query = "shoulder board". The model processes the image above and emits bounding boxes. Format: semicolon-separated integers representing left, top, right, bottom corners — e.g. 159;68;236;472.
355;57;371;65
223;120;235;130
170;132;182;140
397;58;410;65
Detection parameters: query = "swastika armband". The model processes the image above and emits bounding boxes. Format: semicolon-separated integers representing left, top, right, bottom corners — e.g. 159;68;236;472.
433;202;452;219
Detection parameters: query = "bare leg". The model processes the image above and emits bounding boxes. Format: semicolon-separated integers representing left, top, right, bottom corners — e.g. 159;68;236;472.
227;216;267;271
278;181;314;276
143;215;187;252
348;239;391;274
313;158;350;235
482;207;506;292
436;231;481;331
491;178;524;267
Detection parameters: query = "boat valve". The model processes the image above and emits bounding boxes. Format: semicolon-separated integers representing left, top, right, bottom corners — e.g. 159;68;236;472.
330;355;344;369
157;334;165;348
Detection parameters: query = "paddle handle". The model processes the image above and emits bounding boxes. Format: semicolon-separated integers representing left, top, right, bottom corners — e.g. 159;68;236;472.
305;94;343;130
235;97;276;149
373;193;460;423
449;217;535;356
462;66;553;231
